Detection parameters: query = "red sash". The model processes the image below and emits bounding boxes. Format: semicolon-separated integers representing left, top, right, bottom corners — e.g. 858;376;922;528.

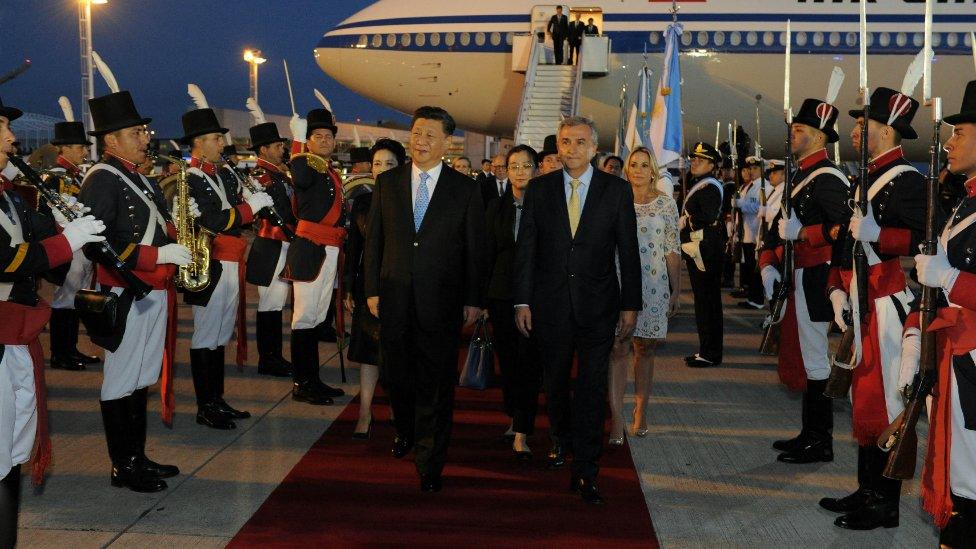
160;286;177;426
838;258;907;299
213;235;249;369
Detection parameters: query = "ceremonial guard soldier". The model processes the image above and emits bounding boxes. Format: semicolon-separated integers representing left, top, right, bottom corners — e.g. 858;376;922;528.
680;142;725;368
757;160;785;289
181;96;275;429
901;80;976;546
244;110;296;377
47;96;101;370
0;97;105;545
735;156;766;309
819;86;928;530
759;96;850;464
78;87;185;492
282;108;347;405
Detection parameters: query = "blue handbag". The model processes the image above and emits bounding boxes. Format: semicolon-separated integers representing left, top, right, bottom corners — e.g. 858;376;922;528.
459;317;492;390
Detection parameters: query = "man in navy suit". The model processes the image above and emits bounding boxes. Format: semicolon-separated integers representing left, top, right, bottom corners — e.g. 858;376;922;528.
547;5;570;65
514;116;642;505
364;106;488;493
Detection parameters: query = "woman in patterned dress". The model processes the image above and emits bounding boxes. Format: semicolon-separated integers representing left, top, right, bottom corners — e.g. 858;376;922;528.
608;147;681;444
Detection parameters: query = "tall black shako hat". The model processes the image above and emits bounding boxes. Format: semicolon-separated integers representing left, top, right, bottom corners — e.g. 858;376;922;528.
539;134;558;159
848;87;919;140
945;80;976;126
181;108;228;145
0;97;23;122
248;122;288;152
88;91;151;136
307;108;338;136
793;98;840;143
689;142;722;165
51;122;88;146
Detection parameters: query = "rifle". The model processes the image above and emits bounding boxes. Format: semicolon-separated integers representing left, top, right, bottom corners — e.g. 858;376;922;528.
824;310;856;398
853;1;870;326
754;97;767;270
878;95;942;480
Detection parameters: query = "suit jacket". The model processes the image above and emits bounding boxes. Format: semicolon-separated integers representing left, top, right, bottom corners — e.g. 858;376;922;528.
568;21;585;44
547;14;569;38
485;188;517;301
480;176;508;211
513;169;641;330
364;162;488;331
584;24;599;36
0;189;69;305
680;176;727;267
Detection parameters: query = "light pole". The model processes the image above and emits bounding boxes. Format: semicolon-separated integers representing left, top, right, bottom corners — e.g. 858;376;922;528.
243;49;266;102
79;0;107;160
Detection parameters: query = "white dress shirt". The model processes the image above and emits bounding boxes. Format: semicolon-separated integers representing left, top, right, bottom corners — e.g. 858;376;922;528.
411;161;444;207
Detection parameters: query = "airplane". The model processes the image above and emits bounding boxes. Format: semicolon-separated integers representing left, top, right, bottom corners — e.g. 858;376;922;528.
315;1;976;159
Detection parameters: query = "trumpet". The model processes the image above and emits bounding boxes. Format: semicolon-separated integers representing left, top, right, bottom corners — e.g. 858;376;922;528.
151;153;211;292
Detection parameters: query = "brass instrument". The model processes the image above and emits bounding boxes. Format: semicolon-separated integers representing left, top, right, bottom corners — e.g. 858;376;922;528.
152;153;211;292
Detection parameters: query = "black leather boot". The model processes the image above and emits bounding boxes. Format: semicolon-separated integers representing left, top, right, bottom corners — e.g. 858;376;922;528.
190;348;235;430
128;388;179;479
773;384;809;452
50;308;85;371
209;346;250;419
820;445;872;512
100;397;166;492
835;490;899;530
778;379;833;464
291;328;333;405
65;309;99;364
256;311;292;377
0;464;21;548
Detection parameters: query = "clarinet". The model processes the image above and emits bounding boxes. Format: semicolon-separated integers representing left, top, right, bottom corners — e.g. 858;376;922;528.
221;155;295;240
8;156;152;300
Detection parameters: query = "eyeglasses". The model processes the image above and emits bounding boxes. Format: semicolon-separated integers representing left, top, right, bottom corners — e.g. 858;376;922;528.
507;163;535;172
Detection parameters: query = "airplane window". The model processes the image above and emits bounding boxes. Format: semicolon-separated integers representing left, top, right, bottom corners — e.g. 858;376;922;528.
878;32;890;48
763;32;774;47
946;32;958;48
697;31;708;46
812;32;824;47
416;33;427;47
967;33;973;48
746;32;757;47
895;32;907;47
372;34;382;48
430;33;441;46
729;32;741;46
681;32;692;46
795;32;807;47
490;32;501;46
505;33;513;46
401;33;411;47
358;35;368;48
386;34;396;48
828;32;840;47
445;33;455;46
912;33;923;48
845;32;857;47
649;32;660;46
460;33;471;46
475;32;486;46
930;33;941;48
713;31;725;46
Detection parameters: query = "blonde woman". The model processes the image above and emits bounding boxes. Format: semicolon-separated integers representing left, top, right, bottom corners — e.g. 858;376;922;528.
609;147;681;443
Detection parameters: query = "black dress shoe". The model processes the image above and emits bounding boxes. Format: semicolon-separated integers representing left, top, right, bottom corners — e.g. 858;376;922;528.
547;445;567;469
352;419;372;440
196;403;237;430
257;357;292;377
687;357;719;368
212;398;251;419
315;381;345;398
420;474;442;493
70;349;101;364
772;434;804;452
139;456;180;479
777;438;833;463
570;476;606;505
292;383;334;405
820;488;870;513
392;436;414;458
683;354;698;363
50;355;85;371
111;456;167;492
834;494;899;530
513;449;533;461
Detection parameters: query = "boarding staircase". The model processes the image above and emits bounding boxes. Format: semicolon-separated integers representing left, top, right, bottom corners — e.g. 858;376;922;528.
513;39;582;150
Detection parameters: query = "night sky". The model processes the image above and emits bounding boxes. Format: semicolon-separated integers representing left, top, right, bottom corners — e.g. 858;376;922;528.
1;0;409;137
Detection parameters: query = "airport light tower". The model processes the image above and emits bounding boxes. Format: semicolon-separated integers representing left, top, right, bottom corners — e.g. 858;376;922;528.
79;0;106;160
243;49;267;102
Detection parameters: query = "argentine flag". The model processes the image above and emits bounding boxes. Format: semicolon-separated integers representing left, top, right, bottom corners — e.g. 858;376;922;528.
649;22;684;167
623;65;652;158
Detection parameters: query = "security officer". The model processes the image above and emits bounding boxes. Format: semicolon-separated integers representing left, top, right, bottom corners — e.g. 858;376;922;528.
245;119;296;377
181;105;274;430
680;142;725;368
735;156;766;309
282;108;347;405
759;96;851;464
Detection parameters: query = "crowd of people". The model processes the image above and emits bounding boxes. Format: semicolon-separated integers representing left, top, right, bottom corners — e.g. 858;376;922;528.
1;64;976;546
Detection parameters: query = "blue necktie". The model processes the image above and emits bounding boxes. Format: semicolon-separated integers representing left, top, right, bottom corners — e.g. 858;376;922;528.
414;172;431;232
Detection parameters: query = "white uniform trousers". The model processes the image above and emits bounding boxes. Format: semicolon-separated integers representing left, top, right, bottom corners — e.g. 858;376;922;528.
102;288;167;401
951;361;976;500
257;242;290;312
51;251;93;309
292;246;339;330
191;259;239;350
0;345;37;478
794;268;830;381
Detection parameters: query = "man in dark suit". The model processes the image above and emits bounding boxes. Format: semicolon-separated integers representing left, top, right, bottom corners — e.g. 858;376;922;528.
364;106;488;493
568;12;584;65
584;18;599;36
514;116;641;505
547;5;569;65
480;153;508;210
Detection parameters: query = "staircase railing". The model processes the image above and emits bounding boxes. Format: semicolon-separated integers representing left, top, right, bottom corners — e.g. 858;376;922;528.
513;36;542;145
568;41;584;117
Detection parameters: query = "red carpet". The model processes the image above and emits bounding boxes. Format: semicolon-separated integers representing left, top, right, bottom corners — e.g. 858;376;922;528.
230;388;659;548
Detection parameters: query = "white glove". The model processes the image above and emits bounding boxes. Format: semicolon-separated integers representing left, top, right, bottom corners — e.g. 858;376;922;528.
188;197;201;219
289;114;307;144
761;265;781;300
51;195;90;227
915;243;960;292
829;289;851;331
850;203;881;243
778;214;803;241
897;328;922;392
157;243;192;266
61;215;105;252
246;191;275;213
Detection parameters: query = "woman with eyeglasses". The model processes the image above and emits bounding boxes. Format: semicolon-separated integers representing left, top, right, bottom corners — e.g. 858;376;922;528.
485;144;542;459
608;146;681;444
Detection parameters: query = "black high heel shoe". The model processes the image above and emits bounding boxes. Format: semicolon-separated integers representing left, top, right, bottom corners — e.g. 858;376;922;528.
352;418;372;440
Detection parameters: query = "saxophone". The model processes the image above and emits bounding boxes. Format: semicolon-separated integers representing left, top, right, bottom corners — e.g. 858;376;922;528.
152;153;211;292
